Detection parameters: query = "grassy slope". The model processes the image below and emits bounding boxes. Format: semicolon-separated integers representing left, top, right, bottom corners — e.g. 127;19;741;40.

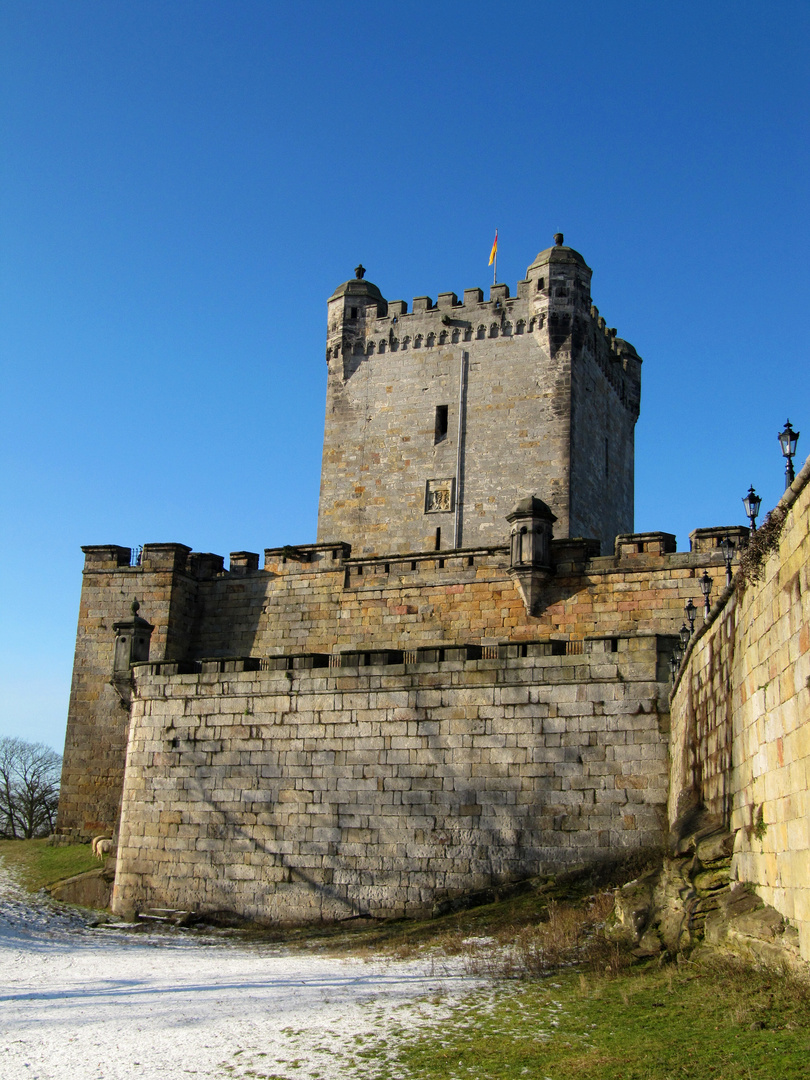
228;864;810;1080
373;963;810;1080
0;838;100;892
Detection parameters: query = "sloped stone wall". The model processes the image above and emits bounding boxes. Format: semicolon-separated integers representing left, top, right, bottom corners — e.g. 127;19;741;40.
670;456;810;960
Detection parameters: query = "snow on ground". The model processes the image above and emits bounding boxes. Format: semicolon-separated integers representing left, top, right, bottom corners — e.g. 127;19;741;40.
0;863;482;1080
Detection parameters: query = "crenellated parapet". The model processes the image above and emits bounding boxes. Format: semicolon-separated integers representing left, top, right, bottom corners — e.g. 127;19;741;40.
325;235;641;420
59;516;737;847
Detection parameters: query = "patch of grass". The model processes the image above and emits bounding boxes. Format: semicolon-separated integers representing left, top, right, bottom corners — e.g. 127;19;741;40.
234;854;660;960
371;958;810;1080
0;838;100;892
737;506;786;591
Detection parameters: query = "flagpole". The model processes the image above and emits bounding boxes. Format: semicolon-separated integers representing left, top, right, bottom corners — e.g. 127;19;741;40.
493;248;497;286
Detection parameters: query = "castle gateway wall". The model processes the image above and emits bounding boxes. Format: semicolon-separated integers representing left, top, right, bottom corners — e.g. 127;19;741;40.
670;456;810;960
112;637;668;922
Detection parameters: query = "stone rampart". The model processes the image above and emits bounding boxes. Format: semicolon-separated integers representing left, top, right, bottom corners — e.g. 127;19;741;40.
193;540;733;659
670;456;810;959
56;533;735;842
112;635;670;923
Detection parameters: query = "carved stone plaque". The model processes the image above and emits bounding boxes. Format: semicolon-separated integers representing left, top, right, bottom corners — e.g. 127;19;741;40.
425;478;454;513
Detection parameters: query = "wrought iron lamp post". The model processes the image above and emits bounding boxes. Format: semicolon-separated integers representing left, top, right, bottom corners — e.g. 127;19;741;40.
719;536;735;587
684;598;697;636
778;419;800;490
699;570;713;618
743;485;761;532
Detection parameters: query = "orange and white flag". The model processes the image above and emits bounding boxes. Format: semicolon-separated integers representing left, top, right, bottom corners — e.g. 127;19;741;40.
488;229;498;266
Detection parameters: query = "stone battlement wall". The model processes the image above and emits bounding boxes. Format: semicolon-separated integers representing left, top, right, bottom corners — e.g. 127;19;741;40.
112;635;669;923
329;287;640;413
142;539;733;658
56;531;735;841
670;455;810;960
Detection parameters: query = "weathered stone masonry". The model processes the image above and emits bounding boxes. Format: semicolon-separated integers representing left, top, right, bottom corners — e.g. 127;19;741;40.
57;534;735;849
59;234;793;935
670;455;810;961
318;236;640;557
115;638;668;922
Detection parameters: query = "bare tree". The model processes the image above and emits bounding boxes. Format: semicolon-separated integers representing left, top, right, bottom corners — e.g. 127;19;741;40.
0;738;62;839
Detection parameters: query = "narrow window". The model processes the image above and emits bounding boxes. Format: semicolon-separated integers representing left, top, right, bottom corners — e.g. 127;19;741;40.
435;527;441;551
350;307;358;319
434;404;449;443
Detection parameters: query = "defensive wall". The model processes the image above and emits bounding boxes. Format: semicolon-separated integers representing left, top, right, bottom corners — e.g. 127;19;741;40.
58;525;742;851
670;454;810;960
113;636;669;922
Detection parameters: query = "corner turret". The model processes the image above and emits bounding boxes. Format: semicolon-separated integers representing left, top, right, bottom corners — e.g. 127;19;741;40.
525;232;593;317
326;265;387;366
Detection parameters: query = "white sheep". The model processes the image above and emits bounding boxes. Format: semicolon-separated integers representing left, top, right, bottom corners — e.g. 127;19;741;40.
92;835;113;859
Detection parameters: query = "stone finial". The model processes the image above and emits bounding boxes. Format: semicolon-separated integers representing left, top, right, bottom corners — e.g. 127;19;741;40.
554;233;564;247
131;600;140;616
355;264;366;279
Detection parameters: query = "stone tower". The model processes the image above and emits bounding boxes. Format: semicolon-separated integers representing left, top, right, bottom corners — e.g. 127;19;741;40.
317;236;641;557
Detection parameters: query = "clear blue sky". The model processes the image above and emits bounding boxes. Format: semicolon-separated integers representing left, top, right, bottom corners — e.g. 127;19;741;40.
2;1;808;752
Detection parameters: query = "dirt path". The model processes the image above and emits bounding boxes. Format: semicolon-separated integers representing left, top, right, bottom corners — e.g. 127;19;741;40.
0;864;478;1079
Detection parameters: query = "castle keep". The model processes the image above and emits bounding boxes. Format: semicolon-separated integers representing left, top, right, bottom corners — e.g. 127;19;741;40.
59;236;807;944
319;235;640;555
